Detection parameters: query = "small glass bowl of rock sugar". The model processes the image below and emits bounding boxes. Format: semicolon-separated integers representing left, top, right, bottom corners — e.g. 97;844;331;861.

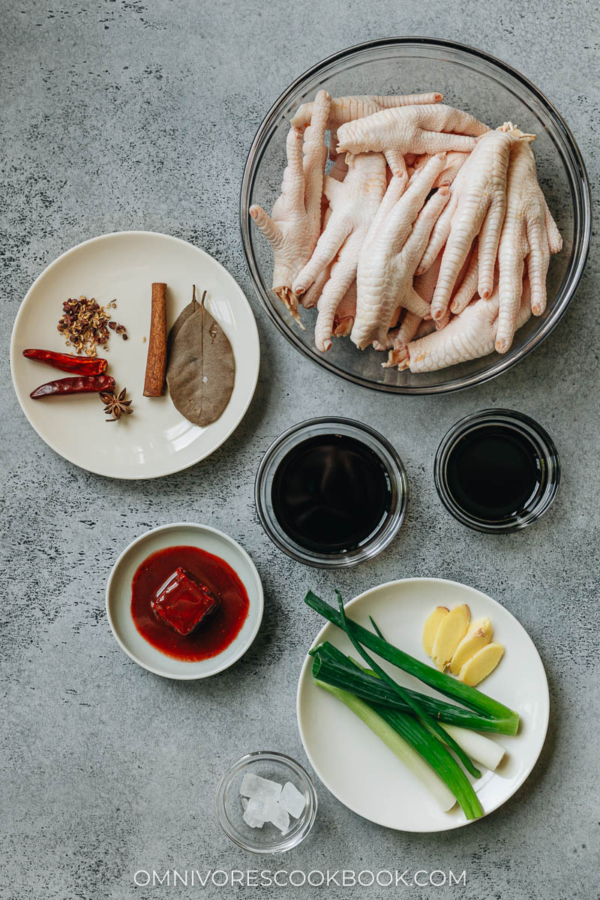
216;751;318;853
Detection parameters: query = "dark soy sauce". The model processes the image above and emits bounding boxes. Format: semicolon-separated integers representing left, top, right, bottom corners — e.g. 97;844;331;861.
271;434;392;553
446;425;543;522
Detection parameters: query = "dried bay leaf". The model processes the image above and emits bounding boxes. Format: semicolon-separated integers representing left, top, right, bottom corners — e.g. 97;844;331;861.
167;289;235;427
168;293;200;355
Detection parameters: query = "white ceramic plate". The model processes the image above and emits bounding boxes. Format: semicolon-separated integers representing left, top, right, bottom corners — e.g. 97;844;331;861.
106;523;263;679
10;232;260;479
297;578;549;832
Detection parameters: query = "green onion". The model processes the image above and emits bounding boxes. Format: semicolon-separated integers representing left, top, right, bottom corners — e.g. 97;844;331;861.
334;592;482;781
344;656;506;772
369;615;386;640
440;724;506;772
364;617;507;766
315;681;456;812
311;643;512;734
371;704;483;819
305;590;519;734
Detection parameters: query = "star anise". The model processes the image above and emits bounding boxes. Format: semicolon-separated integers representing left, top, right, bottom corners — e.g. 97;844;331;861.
100;386;134;421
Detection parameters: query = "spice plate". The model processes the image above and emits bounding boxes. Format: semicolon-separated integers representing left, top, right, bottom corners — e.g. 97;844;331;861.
106;523;264;679
297;578;549;832
10;231;260;478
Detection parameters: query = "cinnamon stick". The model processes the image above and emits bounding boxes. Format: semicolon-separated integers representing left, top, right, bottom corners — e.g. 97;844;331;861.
143;282;167;396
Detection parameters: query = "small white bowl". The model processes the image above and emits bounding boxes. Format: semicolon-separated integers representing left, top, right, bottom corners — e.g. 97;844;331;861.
106;523;263;679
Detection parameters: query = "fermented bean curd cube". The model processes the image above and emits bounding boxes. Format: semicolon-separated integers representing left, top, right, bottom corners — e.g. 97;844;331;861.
151;567;218;636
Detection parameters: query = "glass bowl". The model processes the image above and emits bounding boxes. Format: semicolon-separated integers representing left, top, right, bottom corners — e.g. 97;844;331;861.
216;751;318;854
434;408;560;533
241;38;590;394
254;417;408;568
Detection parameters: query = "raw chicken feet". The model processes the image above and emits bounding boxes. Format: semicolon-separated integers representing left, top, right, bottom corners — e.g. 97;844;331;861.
333;281;357;337
404;280;533;372
383;251;444;367
291;92;443;130
257;85;563;373
428;124;534;322
351;155;450;350
337;104;488;180
292;152;387;351
496;140;563;352
249;90;331;322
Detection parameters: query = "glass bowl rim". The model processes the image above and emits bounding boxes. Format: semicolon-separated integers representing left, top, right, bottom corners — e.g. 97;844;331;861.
254;416;408;568
215;750;318;854
240;36;591;395
433;407;561;533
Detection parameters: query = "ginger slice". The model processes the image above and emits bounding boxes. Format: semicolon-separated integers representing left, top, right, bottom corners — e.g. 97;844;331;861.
449;617;493;675
422;606;449;657
458;642;505;686
431;603;470;670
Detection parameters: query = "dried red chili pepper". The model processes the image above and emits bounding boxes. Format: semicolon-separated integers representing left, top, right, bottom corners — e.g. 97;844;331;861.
30;375;115;399
23;349;108;376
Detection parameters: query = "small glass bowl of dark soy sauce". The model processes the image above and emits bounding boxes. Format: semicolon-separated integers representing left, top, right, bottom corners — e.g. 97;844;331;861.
434;409;560;534
255;418;408;568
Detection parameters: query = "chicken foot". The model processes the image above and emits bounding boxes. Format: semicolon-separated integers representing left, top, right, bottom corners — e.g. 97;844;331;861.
404;280;532;373
427;124;535;323
351;154;450;350
249;90;331;323
291;92;443;130
332;281;357;337
337;104;488;181
496;140;563;353
291;152;387;351
382;250;445;367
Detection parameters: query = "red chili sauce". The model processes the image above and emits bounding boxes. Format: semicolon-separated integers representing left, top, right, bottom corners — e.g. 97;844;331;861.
131;545;250;662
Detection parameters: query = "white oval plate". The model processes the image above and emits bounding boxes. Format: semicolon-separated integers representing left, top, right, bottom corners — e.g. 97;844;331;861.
106;523;263;679
10;232;260;479
297;578;549;833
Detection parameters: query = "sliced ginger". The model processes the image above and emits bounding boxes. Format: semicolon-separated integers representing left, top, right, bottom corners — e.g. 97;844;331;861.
422;606;449;656
431;603;470;670
458;642;505;686
449;617;493;675
423;605;504;684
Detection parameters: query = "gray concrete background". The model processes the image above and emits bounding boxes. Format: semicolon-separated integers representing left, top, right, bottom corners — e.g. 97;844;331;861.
1;1;598;898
